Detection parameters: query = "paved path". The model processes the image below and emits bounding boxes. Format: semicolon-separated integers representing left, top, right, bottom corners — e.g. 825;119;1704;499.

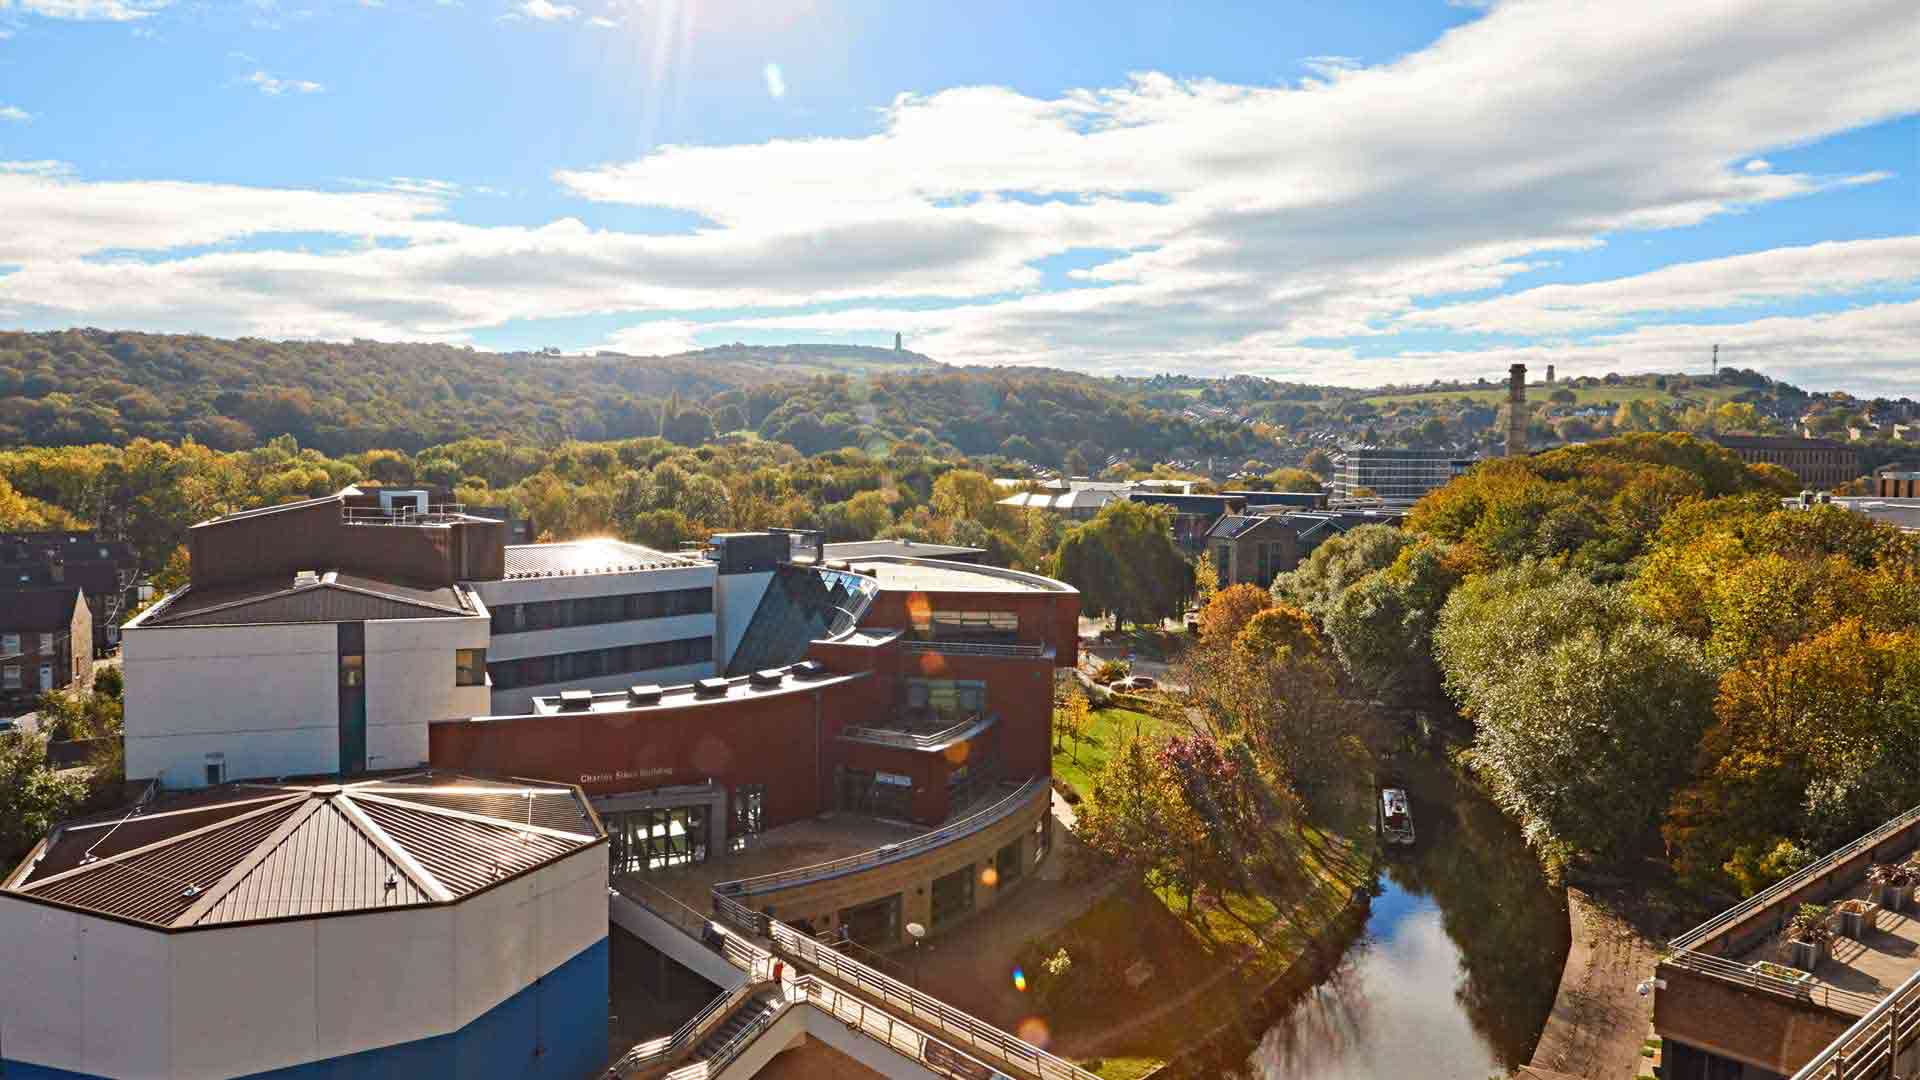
1527;887;1661;1079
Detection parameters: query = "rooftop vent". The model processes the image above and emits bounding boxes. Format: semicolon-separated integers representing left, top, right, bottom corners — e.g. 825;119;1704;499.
693;677;730;698
558;690;593;712
790;660;828;679
627;684;663;705
749;669;784;688
293;569;321;588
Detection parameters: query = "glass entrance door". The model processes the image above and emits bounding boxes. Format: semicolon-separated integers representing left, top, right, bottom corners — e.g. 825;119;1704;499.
606;806;711;875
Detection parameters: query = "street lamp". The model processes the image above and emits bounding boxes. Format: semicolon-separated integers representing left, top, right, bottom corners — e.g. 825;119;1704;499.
905;921;927;989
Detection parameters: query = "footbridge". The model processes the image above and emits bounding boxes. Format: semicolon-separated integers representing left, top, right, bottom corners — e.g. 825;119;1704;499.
607;847;1101;1080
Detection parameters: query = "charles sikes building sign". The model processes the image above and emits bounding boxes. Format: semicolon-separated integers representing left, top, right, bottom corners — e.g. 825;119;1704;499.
578;766;674;786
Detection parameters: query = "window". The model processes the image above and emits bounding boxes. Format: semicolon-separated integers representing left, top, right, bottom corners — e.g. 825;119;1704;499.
485;636;714;690
339;653;365;688
924;610;1020;642
1033;814;1050;865
492;588;712;636
1;634;17;656
205;755;226;786
996;839;1023;885
605;806;709;875
731;784;765;852
455;648;487;686
2;665;18;690
930;866;975;927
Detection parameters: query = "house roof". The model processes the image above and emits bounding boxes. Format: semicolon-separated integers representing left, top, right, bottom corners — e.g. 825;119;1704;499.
2;773;602;931
502;539;700;578
996;488;1126;512
1128;492;1245;515
0;587;84;632
1712;434;1853;452
821;540;985;561
1205;514;1288;541
133;571;475;628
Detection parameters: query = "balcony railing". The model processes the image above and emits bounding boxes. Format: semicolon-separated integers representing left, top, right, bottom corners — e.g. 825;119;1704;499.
1791;968;1920;1080
1662;800;1920;1013
711;776;1048;900
839;711;997;751
340;504;473;526
900;639;1047;658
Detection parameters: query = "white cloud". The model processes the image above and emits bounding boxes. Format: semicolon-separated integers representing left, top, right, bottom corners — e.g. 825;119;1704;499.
587;14;615;27
0;105;30;122
1;0;1915;394
514;0;576;20
601;320;703;356
1744;158;1772;172
0;0;170;20
245;70;323;95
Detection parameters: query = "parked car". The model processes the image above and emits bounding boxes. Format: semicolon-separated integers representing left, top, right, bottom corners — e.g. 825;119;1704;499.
1116;675;1158;692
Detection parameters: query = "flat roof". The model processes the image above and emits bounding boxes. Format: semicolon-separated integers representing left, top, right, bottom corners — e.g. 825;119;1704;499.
2;773;602;931
1732;877;1920;1004
486;663;868;719
820;540;984;561
503;539;703;578
839;556;1071;594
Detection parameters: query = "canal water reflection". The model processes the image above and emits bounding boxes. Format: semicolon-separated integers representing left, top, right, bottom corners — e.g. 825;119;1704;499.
1240;754;1570;1079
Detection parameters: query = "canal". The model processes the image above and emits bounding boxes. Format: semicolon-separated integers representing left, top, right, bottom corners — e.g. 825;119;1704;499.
1238;751;1571;1078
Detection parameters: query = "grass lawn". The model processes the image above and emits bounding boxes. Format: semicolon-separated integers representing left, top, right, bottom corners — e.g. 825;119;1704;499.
1015;825;1372;1078
1052;704;1180;799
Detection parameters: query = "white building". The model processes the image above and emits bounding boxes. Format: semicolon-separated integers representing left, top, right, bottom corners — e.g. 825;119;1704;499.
471;539;720;713
123;571;491;789
0;773;609;1080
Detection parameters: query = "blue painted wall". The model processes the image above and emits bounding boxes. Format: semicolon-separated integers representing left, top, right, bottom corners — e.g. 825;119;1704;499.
2;936;609;1080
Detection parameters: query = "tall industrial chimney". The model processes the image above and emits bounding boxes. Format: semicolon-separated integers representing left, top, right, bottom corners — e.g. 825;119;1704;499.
1506;363;1529;457
1546;364;1555;384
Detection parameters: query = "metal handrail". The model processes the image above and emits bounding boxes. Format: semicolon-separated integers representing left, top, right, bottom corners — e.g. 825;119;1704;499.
711;777;1048;898
764;923;1100;1080
1671;802;1920;953
1662;950;1884;1015
1791;968;1920;1079
340;503;470;526
839;712;997;751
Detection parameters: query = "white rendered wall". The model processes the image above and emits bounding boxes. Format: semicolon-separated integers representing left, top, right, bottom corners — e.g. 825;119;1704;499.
123;622;339;787
715;570;773;669
0;843;608;1080
364;614;491;769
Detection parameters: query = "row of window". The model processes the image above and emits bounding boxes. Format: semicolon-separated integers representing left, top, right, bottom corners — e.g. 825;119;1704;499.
906;610;1022;645
490;588;712;636
338;648;488;689
487;636;714;690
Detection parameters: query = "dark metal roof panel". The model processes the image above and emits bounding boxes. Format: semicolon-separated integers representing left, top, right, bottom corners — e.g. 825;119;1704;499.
195;801;428;924
0;586;84;631
144;580;469;627
364;787;598;838
353;799;584;897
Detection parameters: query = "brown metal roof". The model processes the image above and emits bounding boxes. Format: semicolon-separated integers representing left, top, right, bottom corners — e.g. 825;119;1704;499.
3;773;602;931
138;572;472;628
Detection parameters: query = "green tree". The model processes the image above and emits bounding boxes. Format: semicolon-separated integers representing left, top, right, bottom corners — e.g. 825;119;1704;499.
0;732;89;866
1049;501;1192;629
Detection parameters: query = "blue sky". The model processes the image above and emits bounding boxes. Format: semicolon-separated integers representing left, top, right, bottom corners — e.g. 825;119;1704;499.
0;0;1915;393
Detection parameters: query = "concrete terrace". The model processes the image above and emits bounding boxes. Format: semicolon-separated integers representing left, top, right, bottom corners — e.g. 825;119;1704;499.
628;812;924;919
1735;880;1920;1001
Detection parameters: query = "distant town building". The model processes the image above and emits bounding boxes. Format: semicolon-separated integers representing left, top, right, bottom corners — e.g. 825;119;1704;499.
1330;448;1473;504
0;586;91;709
1711;434;1860;489
0;532;141;655
1127;492;1246;551
1207;509;1408;589
1879;468;1920;498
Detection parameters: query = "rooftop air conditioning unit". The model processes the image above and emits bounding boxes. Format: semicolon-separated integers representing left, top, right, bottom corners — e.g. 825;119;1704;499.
558;690;593;711
293;570;321;588
790;660;827;679
627;684;663;705
693;677;730;698
749;669;784;688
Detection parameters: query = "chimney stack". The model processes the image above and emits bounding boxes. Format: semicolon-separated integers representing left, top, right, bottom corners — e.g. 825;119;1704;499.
1546;364;1555;384
1506;364;1529;458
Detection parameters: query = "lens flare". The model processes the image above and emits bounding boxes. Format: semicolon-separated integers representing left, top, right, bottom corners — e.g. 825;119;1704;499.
1016;1016;1051;1045
1011;967;1027;992
980;866;999;888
